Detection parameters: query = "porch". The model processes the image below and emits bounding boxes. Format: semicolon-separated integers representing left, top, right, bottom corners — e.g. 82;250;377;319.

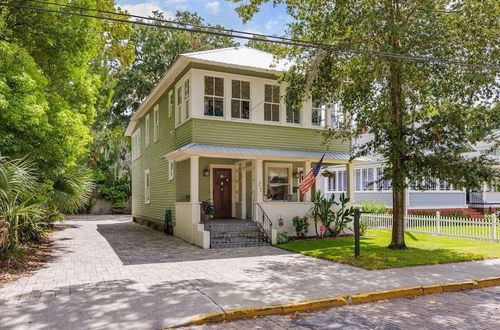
164;143;357;248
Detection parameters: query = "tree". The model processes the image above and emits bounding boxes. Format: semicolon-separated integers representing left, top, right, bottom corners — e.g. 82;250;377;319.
233;0;500;249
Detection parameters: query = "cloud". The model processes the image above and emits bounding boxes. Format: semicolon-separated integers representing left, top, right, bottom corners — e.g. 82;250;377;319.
265;20;277;32
120;2;174;19
205;1;220;14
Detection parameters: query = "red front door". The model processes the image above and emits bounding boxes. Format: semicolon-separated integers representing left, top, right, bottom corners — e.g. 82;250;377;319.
213;168;232;218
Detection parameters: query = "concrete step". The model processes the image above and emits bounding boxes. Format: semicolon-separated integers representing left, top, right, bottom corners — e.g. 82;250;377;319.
210;242;271;248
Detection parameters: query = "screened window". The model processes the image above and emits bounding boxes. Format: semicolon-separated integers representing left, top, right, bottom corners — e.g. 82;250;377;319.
266;165;290;200
231;80;250;119
264;84;280;122
312;97;326;127
145;114;150;148
204;76;224;117
153;106;159;143
144;169;150;204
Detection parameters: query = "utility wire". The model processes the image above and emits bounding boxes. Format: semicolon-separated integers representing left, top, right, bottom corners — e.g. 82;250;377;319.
1;1;499;70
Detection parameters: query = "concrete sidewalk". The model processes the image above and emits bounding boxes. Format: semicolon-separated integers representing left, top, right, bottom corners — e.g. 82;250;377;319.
1;215;499;329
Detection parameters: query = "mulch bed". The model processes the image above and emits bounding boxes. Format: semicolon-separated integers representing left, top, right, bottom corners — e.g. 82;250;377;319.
0;233;54;288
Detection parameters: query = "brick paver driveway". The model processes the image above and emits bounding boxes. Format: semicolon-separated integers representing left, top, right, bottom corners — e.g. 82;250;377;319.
188;286;500;329
1;215;499;329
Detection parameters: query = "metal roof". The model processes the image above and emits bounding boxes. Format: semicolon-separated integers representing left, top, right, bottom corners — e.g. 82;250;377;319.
181;46;292;72
164;143;354;161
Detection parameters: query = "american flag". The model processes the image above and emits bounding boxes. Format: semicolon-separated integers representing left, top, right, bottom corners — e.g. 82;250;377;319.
299;154;325;195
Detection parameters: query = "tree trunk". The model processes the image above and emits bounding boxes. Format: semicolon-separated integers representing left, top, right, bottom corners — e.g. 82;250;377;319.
386;0;407;249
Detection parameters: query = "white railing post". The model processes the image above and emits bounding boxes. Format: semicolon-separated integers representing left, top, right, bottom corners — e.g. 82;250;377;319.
436;211;441;234
492;214;497;240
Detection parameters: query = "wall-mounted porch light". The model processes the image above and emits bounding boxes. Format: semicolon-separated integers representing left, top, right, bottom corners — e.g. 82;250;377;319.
203;166;209;177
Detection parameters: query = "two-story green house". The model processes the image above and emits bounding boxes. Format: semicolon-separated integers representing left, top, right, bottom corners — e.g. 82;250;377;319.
125;46;357;248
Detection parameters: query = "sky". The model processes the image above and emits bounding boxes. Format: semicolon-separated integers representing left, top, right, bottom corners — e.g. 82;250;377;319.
117;0;290;38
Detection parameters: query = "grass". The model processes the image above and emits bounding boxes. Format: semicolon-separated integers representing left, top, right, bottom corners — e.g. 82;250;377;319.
277;229;500;270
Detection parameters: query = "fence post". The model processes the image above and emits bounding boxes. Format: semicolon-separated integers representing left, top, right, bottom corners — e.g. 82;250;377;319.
492;214;497;240
436;211;441;234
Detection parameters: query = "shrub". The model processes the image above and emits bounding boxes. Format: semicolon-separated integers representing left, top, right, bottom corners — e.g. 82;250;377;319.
277;232;289;244
310;192;355;237
360;201;387;214
292;216;309;237
359;221;368;236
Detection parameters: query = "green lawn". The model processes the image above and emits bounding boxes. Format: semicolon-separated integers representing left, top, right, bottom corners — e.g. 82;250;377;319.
277;229;500;270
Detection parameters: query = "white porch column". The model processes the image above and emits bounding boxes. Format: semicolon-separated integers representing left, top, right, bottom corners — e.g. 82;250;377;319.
241;168;247;218
254;159;264;203
190;155;199;203
346;162;355;202
304;160;311;201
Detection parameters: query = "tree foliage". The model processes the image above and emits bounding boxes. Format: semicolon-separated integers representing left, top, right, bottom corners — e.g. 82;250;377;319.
233;0;500;248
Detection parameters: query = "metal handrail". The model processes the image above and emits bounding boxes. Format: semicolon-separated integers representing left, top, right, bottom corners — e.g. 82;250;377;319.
255;203;273;243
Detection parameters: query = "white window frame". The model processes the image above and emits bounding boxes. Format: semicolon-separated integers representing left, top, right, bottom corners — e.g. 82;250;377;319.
168;90;174;117
131;128;141;161
311;97;326;127
231;79;251;120
264;84;280;122
204;75;224;117
325;169;347;192
144;169;151;204
153;105;159;143
145;114;150;148
176;86;183;125
184;79;190;121
286;104;301;124
264;163;292;201
168;160;174;181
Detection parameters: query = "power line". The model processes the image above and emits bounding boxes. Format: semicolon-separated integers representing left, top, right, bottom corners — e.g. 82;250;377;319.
1;1;499;70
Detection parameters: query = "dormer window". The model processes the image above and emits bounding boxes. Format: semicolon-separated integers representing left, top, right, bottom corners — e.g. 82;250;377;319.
231;80;250;119
264;84;280;122
204;76;224;117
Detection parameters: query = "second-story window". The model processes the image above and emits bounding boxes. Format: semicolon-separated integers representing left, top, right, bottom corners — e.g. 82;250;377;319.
153;105;159;143
145;114;150;148
204;76;224;117
331;103;344;129
264;84;280;122
176;86;182;125
168;90;174;117
184;79;190;120
286;104;300;124
231;80;250;119
312;97;326;127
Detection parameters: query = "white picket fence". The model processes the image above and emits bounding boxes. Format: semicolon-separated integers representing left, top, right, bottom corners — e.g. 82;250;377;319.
361;212;499;241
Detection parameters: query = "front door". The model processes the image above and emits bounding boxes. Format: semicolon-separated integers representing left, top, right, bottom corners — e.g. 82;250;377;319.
213;168;232;218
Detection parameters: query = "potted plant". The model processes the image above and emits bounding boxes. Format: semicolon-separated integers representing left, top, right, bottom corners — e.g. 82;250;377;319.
321;170;335;178
200;200;214;222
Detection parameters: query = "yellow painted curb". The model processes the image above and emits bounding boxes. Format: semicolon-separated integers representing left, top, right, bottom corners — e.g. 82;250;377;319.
184;277;500;327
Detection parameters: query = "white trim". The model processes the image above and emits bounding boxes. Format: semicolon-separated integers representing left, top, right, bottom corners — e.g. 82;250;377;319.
168;90;174;117
168;160;174;180
153;105;159;143
144;169;150;204
209;164;236;218
264;162;293;201
145;114;150;148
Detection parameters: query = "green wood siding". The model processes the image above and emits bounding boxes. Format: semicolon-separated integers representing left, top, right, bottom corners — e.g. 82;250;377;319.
191;119;348;153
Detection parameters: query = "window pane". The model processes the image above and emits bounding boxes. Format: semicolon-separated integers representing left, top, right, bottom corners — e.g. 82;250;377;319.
264;103;271;121
355;169;361;190
241;101;250;119
215;77;224;97
204;76;213;95
184;80;189;99
272;85;280;103
267;184;288;201
184;99;189;119
264;85;272;102
204;97;213;116
287;106;299;124
272;104;280;121
312;109;320;126
232;80;240;99
177;88;182;105
268;167;288;183
214;97;224;116
241;81;250;99
231;99;240;118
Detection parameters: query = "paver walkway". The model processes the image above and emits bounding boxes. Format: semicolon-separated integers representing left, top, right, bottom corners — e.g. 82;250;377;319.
0;215;499;329
187;286;500;329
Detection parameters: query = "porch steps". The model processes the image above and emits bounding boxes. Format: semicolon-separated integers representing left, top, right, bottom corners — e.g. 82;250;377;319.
205;220;271;248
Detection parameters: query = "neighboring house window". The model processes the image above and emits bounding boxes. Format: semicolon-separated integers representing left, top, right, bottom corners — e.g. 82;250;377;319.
427;178;437;190
231;80;250;119
439;180;452;191
362;168;374;190
168;90;174;117
264;84;280;122
168;160;174;180
328;174;336;191
326;170;347;192
331;103;344;129
204;76;224;117
265;164;291;200
184;79;190;120
176;86;182;125
286;104;300;124
376;167;391;191
355;169;361;191
312;97;326;127
144;169;150;204
145;114;150;148
131;128;141;160
153;105;159;143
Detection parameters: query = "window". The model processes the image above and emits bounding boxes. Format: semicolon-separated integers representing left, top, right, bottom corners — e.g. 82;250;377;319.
376;167;391;191
153;105;159;143
362;168;374;190
204;76;224;117
327;170;347;192
286;104;300;124
328;174;336;191
339;170;347;191
176;86;182;124
312;97;326;127
355;169;361;191
131;128;141;160
145;114;150;148
439;180;451;191
184;79;190;120
264;84;280;122
144;169;150;204
427;178;437;190
265;164;291;200
231;80;250;119
168;160;174;180
331;103;344;129
168;90;174;117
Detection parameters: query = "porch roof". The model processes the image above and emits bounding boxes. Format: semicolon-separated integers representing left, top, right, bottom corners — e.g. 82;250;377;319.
163;143;358;163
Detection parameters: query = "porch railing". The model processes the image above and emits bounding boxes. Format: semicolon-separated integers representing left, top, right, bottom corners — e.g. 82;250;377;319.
255;203;273;243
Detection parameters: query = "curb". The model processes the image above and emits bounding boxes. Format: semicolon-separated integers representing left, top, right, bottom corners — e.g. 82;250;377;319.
186;277;500;326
